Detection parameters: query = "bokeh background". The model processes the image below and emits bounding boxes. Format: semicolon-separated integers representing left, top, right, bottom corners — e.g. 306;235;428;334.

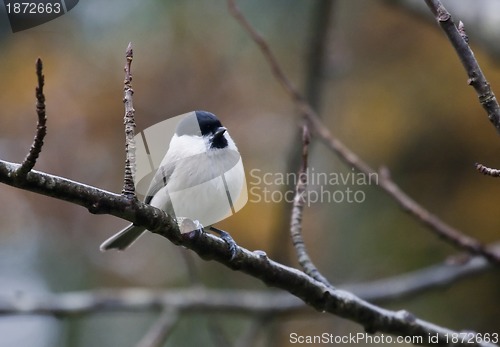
0;0;499;346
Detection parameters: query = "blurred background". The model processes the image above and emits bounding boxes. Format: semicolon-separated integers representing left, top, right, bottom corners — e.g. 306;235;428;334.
0;0;499;346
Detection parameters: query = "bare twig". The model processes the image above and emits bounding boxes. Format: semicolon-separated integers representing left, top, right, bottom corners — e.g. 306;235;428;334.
271;0;335;263
227;0;500;265
16;58;47;177
474;162;500;178
290;124;332;287
136;308;179;347
123;42;137;198
424;0;500;133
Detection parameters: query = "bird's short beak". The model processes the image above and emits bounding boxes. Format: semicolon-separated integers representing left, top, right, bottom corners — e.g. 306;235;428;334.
213;126;227;140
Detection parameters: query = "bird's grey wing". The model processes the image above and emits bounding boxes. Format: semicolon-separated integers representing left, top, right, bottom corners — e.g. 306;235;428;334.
144;160;176;204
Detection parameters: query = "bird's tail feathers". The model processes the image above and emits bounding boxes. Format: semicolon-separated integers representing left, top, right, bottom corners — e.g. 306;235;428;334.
100;224;146;251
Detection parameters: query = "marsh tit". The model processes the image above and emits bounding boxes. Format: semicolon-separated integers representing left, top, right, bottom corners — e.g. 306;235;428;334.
100;110;245;252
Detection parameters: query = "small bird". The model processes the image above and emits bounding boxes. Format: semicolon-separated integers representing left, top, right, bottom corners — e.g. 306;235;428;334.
100;110;245;254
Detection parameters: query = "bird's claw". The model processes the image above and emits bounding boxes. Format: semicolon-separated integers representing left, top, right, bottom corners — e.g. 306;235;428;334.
182;219;238;260
210;226;238;260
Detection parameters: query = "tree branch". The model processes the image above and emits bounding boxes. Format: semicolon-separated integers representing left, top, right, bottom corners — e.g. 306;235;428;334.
270;0;335;263
122;42;137;198
475;162;500;177
2;159;497;345
290;124;332;287
16;58;47;177
227;0;500;266
1;29;499;345
424;0;500;134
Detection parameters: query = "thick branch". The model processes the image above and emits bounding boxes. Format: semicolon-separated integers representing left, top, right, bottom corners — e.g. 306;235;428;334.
1;12;498;344
0;160;181;242
1;160;496;346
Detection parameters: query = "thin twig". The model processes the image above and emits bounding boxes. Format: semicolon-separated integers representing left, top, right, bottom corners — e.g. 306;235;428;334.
123;42;137;198
16;58;47;177
227;0;500;265
136;308;179;347
271;0;335;263
424;0;500;133
475;162;500;177
290;124;332;287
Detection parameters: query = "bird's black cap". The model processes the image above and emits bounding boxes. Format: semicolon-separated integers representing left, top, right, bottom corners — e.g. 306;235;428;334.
195;110;224;137
175;110;228;149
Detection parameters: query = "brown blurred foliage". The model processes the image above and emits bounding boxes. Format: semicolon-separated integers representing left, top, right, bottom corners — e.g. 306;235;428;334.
1;1;499;346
